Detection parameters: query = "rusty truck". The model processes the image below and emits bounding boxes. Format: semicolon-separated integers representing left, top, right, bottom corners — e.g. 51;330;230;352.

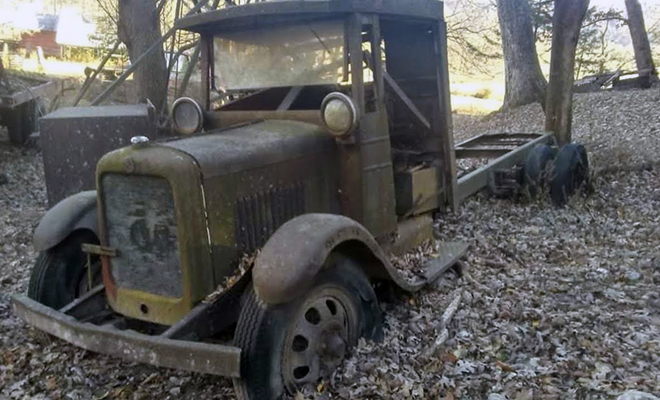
12;0;588;399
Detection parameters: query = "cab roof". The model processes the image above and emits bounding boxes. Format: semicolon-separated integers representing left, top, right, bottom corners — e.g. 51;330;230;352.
175;0;444;34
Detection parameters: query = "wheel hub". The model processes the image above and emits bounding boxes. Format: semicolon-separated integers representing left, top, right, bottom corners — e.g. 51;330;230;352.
281;287;358;391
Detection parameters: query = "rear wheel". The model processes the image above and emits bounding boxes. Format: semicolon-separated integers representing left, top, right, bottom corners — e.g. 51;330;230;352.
4;100;37;146
549;143;589;207
233;257;382;400
27;230;101;309
523;143;556;199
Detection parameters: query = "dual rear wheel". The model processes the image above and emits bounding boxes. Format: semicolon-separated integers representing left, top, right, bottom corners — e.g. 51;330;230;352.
523;142;590;206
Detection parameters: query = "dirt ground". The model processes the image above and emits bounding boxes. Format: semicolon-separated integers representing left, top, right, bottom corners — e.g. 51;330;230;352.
1;87;660;399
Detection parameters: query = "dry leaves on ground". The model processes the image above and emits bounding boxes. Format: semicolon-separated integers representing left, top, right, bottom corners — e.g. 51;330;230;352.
2;87;660;399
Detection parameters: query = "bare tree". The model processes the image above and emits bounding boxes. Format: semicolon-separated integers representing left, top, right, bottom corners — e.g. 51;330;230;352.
445;0;501;74
497;0;547;108
545;0;589;146
117;0;168;111
625;0;656;86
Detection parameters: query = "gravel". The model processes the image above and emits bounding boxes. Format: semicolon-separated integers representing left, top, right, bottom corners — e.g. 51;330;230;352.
2;87;660;399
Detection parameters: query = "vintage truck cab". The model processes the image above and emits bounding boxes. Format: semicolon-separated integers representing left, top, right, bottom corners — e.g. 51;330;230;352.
13;0;580;399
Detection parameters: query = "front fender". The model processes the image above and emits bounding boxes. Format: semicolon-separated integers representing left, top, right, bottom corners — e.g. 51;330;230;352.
252;213;421;305
33;191;98;252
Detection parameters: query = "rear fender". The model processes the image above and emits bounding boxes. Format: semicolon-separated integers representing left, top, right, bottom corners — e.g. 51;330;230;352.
252;213;422;305
33;191;98;252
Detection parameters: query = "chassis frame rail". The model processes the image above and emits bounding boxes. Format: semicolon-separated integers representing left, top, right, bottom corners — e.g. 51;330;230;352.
456;132;555;201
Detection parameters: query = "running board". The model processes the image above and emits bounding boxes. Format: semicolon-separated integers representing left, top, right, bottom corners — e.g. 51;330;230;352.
388;240;469;291
422;241;469;283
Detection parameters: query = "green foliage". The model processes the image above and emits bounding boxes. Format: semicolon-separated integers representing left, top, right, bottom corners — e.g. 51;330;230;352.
529;0;553;44
529;0;632;78
575;8;629;77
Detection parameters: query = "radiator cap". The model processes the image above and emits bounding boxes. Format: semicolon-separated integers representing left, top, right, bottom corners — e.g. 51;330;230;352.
130;136;150;147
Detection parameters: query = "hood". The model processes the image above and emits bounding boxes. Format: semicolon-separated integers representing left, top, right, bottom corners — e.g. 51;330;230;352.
162;119;334;178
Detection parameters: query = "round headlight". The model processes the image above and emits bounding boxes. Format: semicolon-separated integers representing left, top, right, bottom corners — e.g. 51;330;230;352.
321;92;358;137
172;97;204;135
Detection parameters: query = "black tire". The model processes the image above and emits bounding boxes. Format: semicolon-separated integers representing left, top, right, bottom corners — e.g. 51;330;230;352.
233;257;382;400
28;230;101;309
523;143;557;199
549;143;590;207
3;106;24;146
20;99;39;142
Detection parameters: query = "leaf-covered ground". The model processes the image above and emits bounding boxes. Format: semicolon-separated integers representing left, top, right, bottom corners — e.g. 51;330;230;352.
1;88;660;399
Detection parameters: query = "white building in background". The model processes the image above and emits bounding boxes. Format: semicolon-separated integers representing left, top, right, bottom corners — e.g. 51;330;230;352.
55;7;96;48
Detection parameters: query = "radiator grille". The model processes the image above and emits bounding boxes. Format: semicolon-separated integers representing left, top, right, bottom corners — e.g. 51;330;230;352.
235;183;306;253
102;174;182;298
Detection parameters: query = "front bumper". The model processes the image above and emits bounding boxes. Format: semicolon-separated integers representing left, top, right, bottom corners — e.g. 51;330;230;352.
11;295;241;378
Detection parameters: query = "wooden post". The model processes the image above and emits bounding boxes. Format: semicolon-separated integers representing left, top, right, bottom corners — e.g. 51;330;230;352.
544;0;589;147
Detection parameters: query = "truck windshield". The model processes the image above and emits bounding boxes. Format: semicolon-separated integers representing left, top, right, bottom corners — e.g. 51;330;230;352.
213;20;345;91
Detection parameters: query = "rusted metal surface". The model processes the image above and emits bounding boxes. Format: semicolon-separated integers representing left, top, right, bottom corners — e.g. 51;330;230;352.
96;145;213;325
175;0;443;34
422;241;469;282
456;132;549;161
33;190;98;252
39;104;158;207
12;295;242;378
207;110;322;128
455;147;510;159
434;19;458;212
162;273;249;340
358;112;397;238
235;183;306;254
163;120;333;178
456;132;542;148
457;133;555;201
280;285;358;389
252;214;435;305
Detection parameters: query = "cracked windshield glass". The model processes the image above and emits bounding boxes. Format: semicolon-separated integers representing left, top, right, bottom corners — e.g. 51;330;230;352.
213;20;345;91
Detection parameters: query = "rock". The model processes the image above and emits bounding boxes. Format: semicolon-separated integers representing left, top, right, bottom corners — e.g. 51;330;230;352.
646;292;660;308
0;173;8;185
169;387;181;396
617;391;660;400
626;270;643;281
488;394;508;400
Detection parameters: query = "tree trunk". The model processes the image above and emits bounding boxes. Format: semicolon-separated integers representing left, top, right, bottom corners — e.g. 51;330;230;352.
117;0;167;112
624;0;656;87
544;0;589;147
497;0;547;109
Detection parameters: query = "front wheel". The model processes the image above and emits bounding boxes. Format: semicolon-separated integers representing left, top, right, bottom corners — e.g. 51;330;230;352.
233;257;382;400
27;230;101;309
